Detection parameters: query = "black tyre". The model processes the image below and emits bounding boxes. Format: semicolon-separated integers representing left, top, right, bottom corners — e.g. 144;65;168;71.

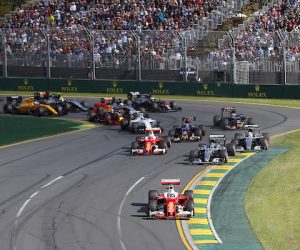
64;102;71;111
189;149;198;162
105;113;112;125
168;129;175;137
220;150;229;163
194;128;202;137
220;118;228;130
131;141;139;155
186;200;194;215
261;138;269;150
247;118;254;125
165;137;172;148
231;138;239;146
199;125;206;136
3;104;9;113
120;119;129;130
226;143;236;156
262;132;270;144
151;102;159;112
88;111;96;122
36;107;44;117
144;113;150;118
170;101;177;109
158;141;167;152
213;115;221;126
131;122;138;133
148;200;157;217
56;105;64;116
138;107;146;113
148;190;158;201
184;190;194;200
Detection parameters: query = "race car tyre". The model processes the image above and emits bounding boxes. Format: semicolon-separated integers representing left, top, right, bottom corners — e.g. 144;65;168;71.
131;122;139;133
170;101;177;109
184;190;194;200
148;190;158;201
165;137;172;148
144;113;150;118
138;107;146;113
261;138;269;150
220;150;229;163
247;118;254;125
213;115;221;126
64;102;71;111
186;200;194;215
199;125;206;136
120;119;129;130
189;149;198;162
57;105;64;116
158;141;168;154
151;102;159;112
3;104;12;114
105;113;112;125
231;138;239;146
148;200;158;217
262;133;271;144
36;107;45;117
131;141;139;155
168;129;175;138
226;143;236;156
194;128;202;141
220;118;228;130
234;133;243;139
88;111;96;122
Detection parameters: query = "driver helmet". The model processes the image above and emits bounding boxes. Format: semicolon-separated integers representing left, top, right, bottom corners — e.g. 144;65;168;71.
247;129;254;137
119;102;124;107
148;130;155;139
231;110;236;117
168;185;175;193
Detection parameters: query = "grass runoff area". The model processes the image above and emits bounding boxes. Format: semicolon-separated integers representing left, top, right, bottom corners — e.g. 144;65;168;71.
0;115;81;146
246;130;300;250
1;91;300;249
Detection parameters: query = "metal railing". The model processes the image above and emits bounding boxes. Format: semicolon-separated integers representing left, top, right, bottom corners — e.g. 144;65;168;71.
0;29;299;84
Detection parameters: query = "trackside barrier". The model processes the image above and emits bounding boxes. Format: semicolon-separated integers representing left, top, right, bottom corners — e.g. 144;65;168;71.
0;78;299;99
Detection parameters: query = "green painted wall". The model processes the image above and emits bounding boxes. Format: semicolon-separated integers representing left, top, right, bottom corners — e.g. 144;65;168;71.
0;78;299;99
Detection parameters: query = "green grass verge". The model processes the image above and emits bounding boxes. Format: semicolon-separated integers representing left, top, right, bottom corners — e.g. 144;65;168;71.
0;115;81;146
245;130;300;250
1;91;300;109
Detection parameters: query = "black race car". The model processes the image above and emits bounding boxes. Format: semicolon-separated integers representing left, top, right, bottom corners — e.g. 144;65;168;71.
168;116;206;142
127;92;182;112
213;107;254;130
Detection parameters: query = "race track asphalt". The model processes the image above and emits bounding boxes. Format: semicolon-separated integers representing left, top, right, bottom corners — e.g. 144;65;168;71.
0;98;299;250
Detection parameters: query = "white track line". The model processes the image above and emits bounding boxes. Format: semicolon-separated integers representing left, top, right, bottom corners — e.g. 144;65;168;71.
41;176;63;188
117;177;145;250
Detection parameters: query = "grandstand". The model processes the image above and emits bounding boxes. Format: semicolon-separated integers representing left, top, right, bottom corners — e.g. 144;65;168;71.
0;0;299;84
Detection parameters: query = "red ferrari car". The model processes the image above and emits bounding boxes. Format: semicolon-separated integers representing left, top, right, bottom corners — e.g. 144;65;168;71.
131;131;171;155
148;179;194;219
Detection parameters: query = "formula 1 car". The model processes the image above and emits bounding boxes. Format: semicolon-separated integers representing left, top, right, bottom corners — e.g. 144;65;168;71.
231;125;270;151
189;135;236;164
120;112;162;134
213;107;254;130
127;92;182;112
168;116;206;142
49;93;88;112
148;179;194;219
131;130;171;155
3;96;62;116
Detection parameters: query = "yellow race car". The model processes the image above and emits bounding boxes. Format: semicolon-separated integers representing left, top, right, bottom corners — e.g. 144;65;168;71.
3;96;62;116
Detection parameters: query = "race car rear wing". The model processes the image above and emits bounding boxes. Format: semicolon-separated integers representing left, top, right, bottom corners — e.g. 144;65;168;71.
161;179;180;185
209;134;226;140
182;116;196;121
222;107;236;112
244;124;260;129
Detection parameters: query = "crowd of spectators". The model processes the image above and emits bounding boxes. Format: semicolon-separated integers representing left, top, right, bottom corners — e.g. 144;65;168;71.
1;0;227;69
